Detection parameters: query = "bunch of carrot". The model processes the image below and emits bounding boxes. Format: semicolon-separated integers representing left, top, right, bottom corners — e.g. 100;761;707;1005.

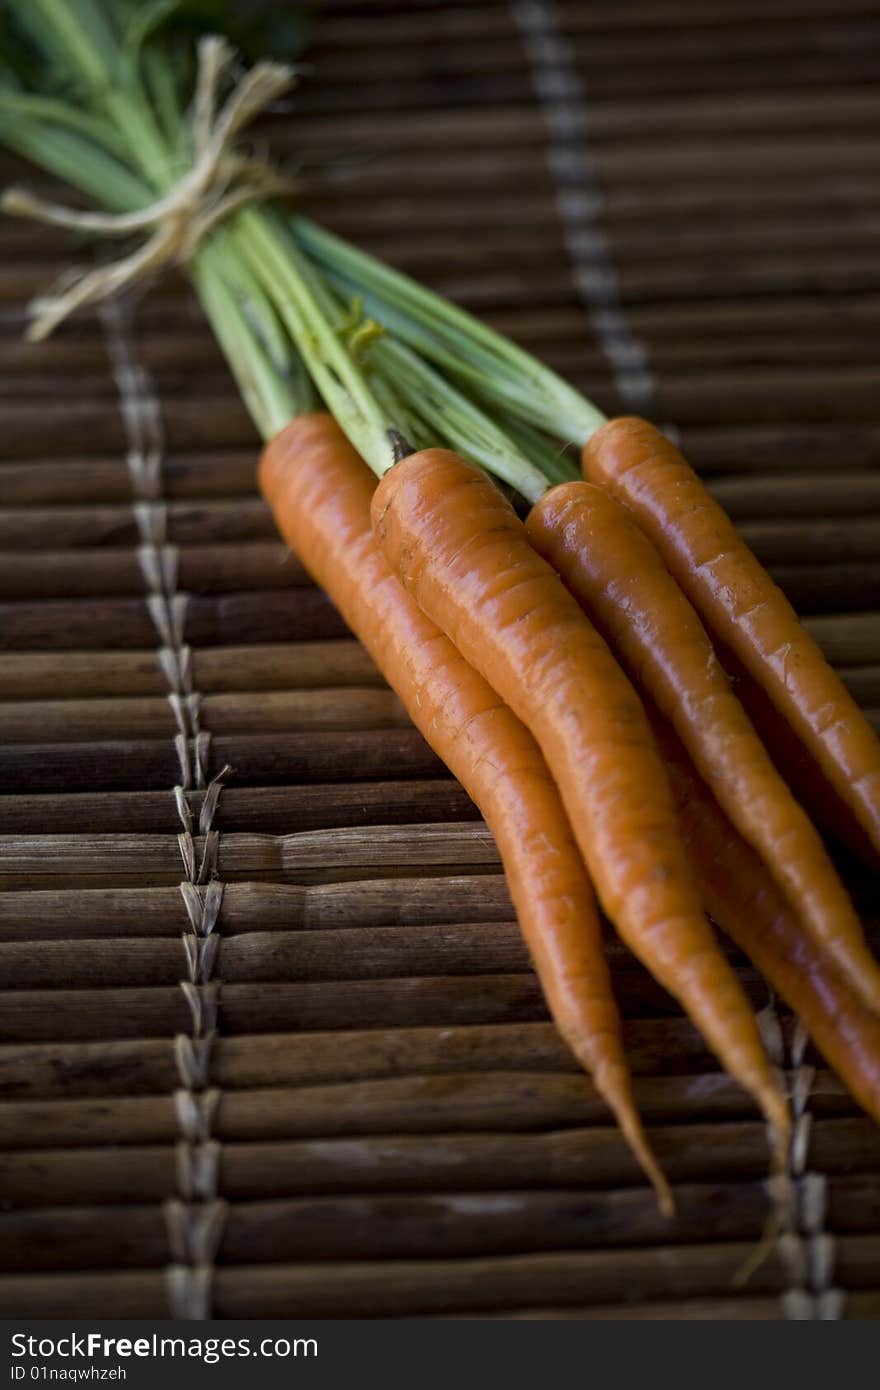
241;214;880;1207
260;408;880;1211
4;1;880;1214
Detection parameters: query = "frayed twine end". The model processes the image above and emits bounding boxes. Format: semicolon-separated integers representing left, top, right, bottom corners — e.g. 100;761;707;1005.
2;35;298;341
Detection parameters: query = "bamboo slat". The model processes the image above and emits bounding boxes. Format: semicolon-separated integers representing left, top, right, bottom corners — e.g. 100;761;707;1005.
293;89;880;149
0;874;516;938
336;218;880;285
0;1118;853;1207
1;622;875;701
551;334;880;377
0;688;409;742
738;518;880;564
0;1054;864;1153
0;398;255;457
0;1070;789;1151
0;543;308;599
0;1240;796;1319
1;1180;775;1272
9;359;880;426
293;58;880;113
5;520;880;603
0;452;256;504
0;1019;717;1101
308;23;880;86
837;667;880;705
11;1232;880;1317
2;670;866;759
765;565;880;615
313;180;880;237
0;640;381;699
8;717;880;816
625;294;880;339
311;169;880;234
482;1298;782;1319
0;966;721;1044
3;369;234;401
0;330;223;373
0;779;476;835
0;589;349;650
318;1;877;46
804;614;880;665
0;501;274;548
657;367;880;425
0;975;550;1043
681;423;880;474
0;729;442;794
0;921;531;990
0;824;502;880
709;474;880;519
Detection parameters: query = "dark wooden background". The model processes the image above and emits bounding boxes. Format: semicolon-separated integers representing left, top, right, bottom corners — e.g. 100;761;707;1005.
1;0;879;1319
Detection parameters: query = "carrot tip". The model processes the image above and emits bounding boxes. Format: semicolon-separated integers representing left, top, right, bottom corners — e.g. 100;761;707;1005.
731;1206;781;1290
656;1179;677;1222
576;1052;675;1217
616;1109;676;1217
765;1102;793;1177
595;1065;676;1218
628;1126;676;1220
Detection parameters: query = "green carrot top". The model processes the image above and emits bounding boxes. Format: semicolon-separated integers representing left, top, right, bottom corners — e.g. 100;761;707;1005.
0;0;607;501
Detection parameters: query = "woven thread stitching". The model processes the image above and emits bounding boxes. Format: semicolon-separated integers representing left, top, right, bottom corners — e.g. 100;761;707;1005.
101;298;229;1322
780;1020;843;1319
510;0;659;420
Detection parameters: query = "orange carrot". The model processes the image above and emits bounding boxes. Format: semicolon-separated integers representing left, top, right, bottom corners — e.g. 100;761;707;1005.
526;479;879;1014
372;448;789;1151
721;645;880;874
259;413;671;1210
583;416;880;876
653;713;880;1127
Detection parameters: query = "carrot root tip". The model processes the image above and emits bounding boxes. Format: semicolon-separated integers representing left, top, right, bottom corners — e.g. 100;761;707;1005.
730;1207;782;1290
614;1106;675;1219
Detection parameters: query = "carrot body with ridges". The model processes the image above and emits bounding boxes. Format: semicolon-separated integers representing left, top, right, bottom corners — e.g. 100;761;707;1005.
259;414;670;1209
526;479;875;1013
372;448;788;1149
653;714;880;1127
583;417;880;887
721;644;880;873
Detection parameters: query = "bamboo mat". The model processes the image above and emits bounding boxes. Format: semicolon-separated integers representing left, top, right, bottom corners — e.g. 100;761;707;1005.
1;0;880;1320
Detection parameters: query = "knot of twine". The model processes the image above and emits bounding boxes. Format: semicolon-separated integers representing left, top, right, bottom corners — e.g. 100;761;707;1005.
1;36;297;341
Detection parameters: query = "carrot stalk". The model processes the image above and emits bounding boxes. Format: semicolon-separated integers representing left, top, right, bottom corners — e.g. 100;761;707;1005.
582;417;880;983
260;413;672;1213
653;714;880;1127
526;480;872;1016
373;448;789;1152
